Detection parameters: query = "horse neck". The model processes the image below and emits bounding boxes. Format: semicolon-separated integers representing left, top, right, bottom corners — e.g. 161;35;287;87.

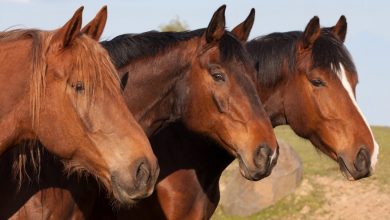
118;39;198;136
151;123;234;192
0;39;35;154
256;72;289;128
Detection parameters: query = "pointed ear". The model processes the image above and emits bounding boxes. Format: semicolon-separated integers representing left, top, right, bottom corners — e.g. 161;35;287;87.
301;16;320;49
204;5;226;44
52;6;83;49
81;6;107;41
331;15;347;42
231;8;255;42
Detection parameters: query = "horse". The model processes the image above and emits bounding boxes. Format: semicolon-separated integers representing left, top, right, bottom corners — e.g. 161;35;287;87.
246;15;378;180
102;13;379;219
1;5;278;219
0;6;160;218
102;5;279;178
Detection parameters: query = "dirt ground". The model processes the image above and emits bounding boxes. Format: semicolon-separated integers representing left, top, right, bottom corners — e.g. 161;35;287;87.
214;127;390;220
292;176;390;220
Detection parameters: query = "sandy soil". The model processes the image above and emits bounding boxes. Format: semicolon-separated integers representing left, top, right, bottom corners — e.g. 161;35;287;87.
295;176;390;220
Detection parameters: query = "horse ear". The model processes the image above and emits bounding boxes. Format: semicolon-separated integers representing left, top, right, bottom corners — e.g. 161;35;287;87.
231;8;255;42
204;5;226;44
52;6;83;49
331;15;347;42
301;16;320;49
81;6;107;41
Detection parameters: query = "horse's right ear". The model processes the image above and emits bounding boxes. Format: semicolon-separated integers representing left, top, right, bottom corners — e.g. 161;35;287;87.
330;15;347;42
52;6;83;49
300;16;320;50
81;6;107;41
231;8;255;42
204;5;226;45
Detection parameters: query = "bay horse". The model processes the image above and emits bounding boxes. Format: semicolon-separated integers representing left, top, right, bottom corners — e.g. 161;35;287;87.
1;5;278;219
101;5;279;178
101;12;379;219
0;5;160;216
246;15;378;180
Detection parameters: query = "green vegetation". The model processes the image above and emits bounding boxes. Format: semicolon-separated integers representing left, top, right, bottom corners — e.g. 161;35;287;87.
213;179;327;220
159;17;188;32
273;126;338;177
370;126;390;186
213;126;390;219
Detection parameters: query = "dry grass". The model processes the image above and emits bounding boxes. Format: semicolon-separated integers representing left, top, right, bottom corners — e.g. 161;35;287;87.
212;126;390;220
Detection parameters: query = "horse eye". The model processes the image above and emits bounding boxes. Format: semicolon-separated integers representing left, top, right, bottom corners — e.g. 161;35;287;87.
212;72;225;82
72;81;85;92
310;79;325;87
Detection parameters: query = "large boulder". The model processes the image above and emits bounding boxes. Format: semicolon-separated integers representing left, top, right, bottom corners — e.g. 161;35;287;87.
219;140;303;217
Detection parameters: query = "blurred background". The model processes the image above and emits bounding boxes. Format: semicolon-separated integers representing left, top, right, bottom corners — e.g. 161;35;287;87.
0;1;389;219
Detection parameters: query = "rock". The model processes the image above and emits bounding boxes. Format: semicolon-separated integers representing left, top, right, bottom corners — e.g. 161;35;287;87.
219;139;303;217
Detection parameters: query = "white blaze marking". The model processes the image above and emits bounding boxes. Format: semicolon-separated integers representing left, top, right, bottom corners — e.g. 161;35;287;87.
270;147;277;163
337;64;379;170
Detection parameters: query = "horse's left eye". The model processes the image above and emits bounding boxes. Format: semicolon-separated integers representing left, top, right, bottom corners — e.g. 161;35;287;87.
310;79;326;87
72;81;85;92
212;72;225;82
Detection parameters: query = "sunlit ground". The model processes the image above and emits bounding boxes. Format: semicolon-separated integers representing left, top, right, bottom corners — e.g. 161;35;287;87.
213;126;390;220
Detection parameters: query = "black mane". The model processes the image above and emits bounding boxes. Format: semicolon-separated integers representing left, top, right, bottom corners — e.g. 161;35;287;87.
101;28;259;114
101;29;251;69
246;29;357;87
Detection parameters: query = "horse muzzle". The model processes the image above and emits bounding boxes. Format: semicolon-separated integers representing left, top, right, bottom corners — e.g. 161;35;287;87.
338;148;371;181
237;143;279;181
111;158;160;205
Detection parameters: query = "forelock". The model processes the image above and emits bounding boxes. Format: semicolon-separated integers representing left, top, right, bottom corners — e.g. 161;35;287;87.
312;29;357;75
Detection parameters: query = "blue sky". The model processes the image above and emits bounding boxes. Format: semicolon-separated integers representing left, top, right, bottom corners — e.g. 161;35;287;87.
1;0;389;126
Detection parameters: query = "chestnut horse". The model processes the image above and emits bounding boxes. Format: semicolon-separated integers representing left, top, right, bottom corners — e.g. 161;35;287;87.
99;13;378;219
0;6;159;218
1;5;278;219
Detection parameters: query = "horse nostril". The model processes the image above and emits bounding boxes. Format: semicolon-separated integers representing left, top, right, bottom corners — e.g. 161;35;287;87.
355;148;370;172
135;160;152;188
254;143;272;168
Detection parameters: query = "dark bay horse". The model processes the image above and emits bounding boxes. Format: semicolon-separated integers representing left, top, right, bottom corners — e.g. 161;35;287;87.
101;5;279;179
0;6;160;217
106;13;379;219
1;5;278;219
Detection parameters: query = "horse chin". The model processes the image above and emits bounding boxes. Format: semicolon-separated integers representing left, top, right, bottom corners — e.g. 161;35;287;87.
111;184;150;208
337;157;356;181
337;156;371;181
